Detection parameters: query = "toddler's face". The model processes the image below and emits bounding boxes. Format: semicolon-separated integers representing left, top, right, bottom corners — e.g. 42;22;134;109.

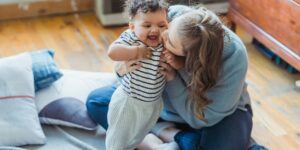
129;9;168;47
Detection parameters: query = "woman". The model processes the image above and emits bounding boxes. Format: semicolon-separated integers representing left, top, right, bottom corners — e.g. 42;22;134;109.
86;5;261;150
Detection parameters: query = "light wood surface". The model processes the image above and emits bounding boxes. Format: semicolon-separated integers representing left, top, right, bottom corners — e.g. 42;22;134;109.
0;12;299;150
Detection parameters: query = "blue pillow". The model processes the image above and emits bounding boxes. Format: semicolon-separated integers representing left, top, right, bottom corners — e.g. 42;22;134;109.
30;49;63;91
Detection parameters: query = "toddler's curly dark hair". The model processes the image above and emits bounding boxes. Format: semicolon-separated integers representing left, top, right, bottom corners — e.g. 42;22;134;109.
125;0;169;19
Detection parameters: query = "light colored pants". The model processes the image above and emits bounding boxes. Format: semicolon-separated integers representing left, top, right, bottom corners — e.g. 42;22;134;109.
106;86;163;150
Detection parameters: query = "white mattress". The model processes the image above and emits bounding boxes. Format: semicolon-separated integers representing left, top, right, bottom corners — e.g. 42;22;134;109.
22;125;106;150
1;69;114;150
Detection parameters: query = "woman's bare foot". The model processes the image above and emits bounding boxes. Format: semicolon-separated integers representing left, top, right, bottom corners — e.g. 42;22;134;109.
151;122;181;143
159;126;181;143
137;132;181;150
137;133;163;150
157;141;180;150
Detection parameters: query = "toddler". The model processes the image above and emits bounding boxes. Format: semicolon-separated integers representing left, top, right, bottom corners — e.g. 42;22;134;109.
106;0;169;149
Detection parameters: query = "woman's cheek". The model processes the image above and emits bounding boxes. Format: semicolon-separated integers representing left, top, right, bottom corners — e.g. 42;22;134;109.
164;42;171;51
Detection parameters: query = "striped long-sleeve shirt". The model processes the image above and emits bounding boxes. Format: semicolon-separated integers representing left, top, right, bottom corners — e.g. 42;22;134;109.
115;29;166;102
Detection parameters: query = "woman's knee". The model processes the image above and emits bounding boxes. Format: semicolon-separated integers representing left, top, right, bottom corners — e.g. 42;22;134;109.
174;130;246;150
87;84;116;103
85;85;117;128
86;85;117;105
200;109;252;150
174;109;252;150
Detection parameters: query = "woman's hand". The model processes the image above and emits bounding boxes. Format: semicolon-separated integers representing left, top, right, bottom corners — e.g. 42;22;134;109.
135;45;152;59
159;60;176;81
162;49;185;70
115;60;141;76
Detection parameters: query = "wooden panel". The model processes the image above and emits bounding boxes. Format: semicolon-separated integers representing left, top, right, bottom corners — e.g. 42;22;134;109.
229;0;300;56
0;0;94;21
229;0;300;70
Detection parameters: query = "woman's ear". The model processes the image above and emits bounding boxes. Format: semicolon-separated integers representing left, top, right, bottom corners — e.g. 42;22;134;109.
129;22;135;31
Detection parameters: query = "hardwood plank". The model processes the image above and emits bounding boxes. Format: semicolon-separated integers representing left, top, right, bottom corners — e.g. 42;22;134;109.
246;43;300;149
0;12;300;149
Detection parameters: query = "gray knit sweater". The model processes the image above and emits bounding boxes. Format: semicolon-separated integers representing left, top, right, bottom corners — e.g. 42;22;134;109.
160;24;251;129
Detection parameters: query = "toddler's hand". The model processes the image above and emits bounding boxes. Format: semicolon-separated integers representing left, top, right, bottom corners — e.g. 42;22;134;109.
135;45;152;59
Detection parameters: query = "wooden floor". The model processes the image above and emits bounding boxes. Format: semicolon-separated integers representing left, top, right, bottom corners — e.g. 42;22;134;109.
0;12;300;150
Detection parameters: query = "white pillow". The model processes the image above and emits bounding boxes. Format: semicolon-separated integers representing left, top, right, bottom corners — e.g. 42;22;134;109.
36;70;117;130
0;53;46;146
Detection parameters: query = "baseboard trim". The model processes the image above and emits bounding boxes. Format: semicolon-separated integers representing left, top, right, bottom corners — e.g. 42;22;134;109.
0;0;94;20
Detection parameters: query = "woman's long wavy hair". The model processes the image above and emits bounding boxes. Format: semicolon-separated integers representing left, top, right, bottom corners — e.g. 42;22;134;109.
177;8;224;121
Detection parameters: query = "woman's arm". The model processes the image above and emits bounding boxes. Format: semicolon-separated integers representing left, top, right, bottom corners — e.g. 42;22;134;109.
162;42;248;129
164;63;247;128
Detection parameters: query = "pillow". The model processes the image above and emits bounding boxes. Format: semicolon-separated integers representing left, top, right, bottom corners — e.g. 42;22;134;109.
35;70;117;130
30;49;63;91
0;53;46;146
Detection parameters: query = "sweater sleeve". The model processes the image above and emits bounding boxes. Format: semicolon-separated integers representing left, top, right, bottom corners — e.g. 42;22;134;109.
164;35;248;129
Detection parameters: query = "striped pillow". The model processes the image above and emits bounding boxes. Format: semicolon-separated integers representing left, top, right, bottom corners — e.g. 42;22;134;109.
0;53;46;146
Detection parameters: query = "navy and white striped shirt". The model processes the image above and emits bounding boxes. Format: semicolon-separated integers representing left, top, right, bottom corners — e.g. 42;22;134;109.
115;29;166;102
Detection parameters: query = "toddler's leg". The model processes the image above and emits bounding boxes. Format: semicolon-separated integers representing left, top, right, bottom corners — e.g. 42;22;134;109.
106;88;162;150
126;98;163;149
105;87;133;150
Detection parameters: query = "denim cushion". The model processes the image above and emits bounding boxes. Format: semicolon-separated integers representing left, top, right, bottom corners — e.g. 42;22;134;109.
30;49;63;91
